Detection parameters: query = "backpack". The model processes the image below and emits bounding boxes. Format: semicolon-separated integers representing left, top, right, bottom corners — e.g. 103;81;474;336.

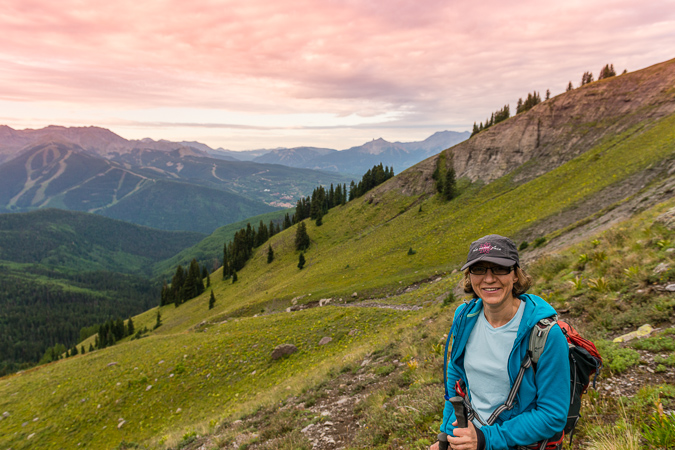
526;316;603;448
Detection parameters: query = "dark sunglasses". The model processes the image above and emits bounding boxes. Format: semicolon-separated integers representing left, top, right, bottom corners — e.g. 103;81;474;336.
469;265;514;275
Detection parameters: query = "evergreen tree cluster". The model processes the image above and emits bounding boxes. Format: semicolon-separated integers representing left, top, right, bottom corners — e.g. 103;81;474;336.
348;163;395;200
432;156;458;200
516;91;542;114
161;258;210;307
471;105;511;136
581;71;594;86
598;63;616;80
221;220;281;280
94;317;135;349
567;63;619;92
294;183;348;223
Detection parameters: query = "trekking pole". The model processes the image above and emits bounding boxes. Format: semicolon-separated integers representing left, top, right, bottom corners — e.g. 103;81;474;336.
438;396;468;450
450;396;468;427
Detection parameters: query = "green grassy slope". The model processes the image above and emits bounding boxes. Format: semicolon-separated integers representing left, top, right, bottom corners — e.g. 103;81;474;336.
1;108;674;448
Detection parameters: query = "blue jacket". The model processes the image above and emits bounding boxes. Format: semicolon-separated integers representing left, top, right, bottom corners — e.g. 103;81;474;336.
441;294;570;450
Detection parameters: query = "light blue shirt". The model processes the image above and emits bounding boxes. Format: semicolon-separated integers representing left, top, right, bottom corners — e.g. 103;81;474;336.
464;300;525;426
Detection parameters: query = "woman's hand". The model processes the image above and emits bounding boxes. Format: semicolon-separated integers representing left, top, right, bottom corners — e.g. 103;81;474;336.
447;420;478;450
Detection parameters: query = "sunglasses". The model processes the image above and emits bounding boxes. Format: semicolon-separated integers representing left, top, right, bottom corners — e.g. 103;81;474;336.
468;265;514;275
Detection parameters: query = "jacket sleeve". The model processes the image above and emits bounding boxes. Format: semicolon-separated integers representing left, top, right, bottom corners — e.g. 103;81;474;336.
480;325;570;449
440;304;467;437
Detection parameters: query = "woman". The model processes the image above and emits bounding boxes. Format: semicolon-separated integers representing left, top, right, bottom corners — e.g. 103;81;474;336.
431;235;569;450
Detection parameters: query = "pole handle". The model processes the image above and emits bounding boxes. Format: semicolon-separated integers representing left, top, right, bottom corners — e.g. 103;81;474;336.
449;395;468;428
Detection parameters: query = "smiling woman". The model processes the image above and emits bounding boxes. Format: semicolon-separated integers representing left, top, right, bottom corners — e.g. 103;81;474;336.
432;234;570;450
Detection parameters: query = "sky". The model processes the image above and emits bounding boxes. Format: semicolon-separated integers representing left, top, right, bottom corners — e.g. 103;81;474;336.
1;0;674;151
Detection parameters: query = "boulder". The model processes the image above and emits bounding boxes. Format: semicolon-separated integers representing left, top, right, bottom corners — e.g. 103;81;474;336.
319;337;332;346
271;344;298;360
351;292;358;298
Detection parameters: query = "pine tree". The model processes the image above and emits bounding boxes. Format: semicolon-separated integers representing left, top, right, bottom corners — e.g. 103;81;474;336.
298;252;306;270
223;243;231;279
81;345;85;355
89;343;94;352
71;345;78;356
566;81;573;92
209;290;216;309
545;89;550;100
295;222;310;251
232;271;238;283
316;211;323;226
154;311;162;329
127;317;135;336
443;167;458;200
267;244;274;263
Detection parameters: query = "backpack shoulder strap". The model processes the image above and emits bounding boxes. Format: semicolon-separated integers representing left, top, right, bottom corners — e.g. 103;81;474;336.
529;315;558;366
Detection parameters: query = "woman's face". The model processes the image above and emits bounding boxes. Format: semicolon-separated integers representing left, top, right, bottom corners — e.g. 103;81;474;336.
469;262;518;308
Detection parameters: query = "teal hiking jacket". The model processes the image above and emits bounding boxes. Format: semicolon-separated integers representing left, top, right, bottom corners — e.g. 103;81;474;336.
441;294;570;450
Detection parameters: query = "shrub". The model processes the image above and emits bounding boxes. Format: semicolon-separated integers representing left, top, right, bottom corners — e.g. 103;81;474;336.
532;237;547;248
518;241;529;251
596;340;640;373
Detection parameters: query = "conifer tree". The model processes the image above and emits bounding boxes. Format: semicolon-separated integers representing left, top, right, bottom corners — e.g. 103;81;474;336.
267;244;274;263
89;343;94;352
223;243;231;279
81;345;85;355
295;221;310;251
546;89;550;100
71;345;78;356
232;271;238;283
298;252;306;270
316;211;323;226
283;213;292;230
209;290;216;310
154;311;162;329
566;81;573;92
443;167;458;200
127;317;135;336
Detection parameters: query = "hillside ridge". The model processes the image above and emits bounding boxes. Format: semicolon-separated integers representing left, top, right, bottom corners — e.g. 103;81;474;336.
388;57;675;197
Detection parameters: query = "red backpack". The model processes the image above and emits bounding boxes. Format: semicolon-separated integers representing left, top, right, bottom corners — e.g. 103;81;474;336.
525;317;603;448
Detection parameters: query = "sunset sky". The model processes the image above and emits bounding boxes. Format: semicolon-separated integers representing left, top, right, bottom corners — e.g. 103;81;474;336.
1;0;674;150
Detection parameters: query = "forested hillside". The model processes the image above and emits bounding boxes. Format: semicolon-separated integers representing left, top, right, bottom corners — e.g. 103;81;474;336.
0;209;204;375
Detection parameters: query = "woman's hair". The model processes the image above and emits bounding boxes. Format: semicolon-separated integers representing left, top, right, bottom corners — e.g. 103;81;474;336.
461;265;533;298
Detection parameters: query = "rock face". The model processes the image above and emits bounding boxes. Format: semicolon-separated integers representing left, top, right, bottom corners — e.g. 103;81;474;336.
271;344;298;360
384;58;675;197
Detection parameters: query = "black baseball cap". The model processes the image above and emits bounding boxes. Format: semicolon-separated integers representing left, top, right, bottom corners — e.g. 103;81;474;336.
460;234;520;271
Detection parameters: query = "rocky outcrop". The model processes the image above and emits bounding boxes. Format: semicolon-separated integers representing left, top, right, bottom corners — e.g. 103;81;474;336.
385;57;675;197
271;344;298;360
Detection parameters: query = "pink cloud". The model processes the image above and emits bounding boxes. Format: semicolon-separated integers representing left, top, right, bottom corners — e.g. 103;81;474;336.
0;0;674;148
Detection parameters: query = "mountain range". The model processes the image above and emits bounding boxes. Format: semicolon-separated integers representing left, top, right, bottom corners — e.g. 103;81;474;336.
0;127;467;232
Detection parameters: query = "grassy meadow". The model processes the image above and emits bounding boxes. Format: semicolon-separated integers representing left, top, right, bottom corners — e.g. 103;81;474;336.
0;109;674;449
